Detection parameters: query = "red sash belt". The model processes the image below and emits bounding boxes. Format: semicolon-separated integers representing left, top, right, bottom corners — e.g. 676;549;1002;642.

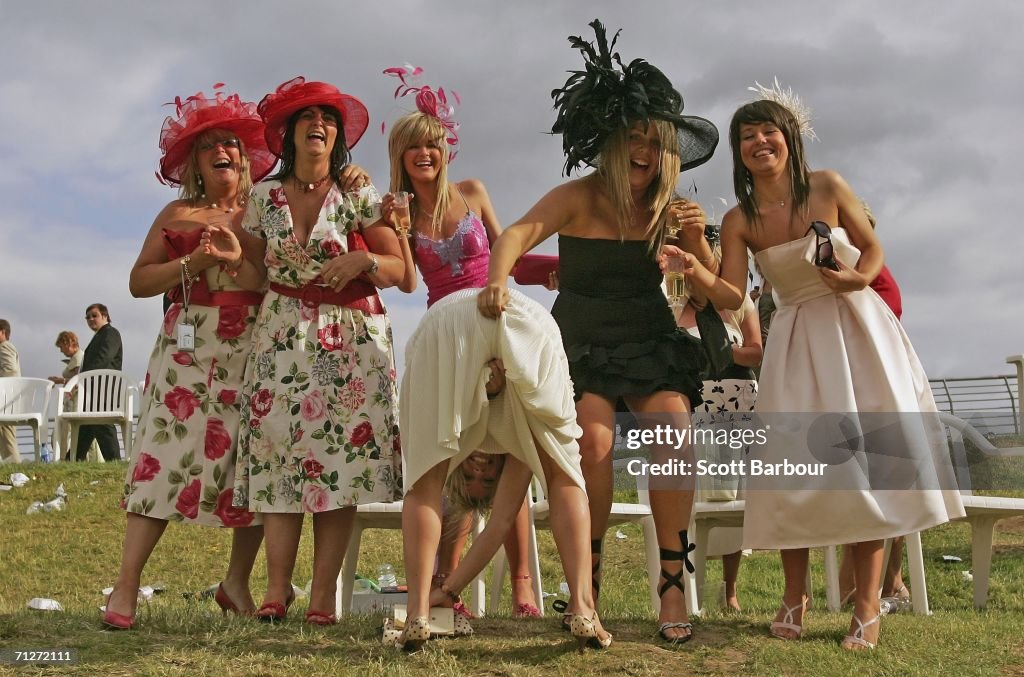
168;286;264;307
269;278;384;315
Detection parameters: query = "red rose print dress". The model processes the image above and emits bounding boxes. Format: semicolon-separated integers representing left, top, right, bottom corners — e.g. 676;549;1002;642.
122;228;262;527
232;181;401;513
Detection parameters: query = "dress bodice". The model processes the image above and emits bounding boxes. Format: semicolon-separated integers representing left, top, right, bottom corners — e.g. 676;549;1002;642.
163;228;248;293
414;211;490;306
753;227;861;307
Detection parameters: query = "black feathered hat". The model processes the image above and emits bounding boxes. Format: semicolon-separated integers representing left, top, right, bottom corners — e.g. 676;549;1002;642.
551;19;719;176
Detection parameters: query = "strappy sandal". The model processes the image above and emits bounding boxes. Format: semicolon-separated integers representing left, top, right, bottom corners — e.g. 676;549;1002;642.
656;529;696;645
770;598;807;640
554;538;603;632
510;575;542;617
841;613;881;650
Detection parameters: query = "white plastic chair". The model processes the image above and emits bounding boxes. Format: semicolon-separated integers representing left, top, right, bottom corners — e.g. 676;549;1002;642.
488;460;665;617
0;377;54;461
337;501;487;617
55;369;133;462
939;413;1024;609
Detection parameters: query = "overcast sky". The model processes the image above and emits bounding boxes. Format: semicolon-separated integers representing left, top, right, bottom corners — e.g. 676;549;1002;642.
1;0;1021;388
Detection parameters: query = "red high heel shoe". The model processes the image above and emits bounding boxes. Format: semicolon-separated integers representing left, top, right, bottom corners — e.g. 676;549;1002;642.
304;609;338;626
255;588;296;623
101;595;135;630
214;583;252;616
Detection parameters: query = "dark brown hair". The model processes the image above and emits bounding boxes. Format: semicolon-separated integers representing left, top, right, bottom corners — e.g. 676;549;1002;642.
269;105;351;185
729;100;810;226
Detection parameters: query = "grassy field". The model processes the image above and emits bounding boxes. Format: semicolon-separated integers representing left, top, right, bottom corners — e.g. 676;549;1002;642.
1;460;1023;676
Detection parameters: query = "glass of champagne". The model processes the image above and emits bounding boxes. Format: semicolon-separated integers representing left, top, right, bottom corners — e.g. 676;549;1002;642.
392;191;411;236
665;255;687;307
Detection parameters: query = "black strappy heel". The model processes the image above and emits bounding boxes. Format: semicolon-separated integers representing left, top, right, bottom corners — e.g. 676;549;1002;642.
657;529;696;644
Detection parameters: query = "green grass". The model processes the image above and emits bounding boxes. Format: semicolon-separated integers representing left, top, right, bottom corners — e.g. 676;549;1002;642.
2;462;1024;676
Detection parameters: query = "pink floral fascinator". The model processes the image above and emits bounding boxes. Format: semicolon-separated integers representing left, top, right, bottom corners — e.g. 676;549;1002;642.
382;64;461;160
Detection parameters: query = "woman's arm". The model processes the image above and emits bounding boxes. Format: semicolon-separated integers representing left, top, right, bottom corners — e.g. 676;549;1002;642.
682;209;748;310
128;202;221;298
478;182;578;317
821;170;883;291
731;299;763;368
380;191;418;293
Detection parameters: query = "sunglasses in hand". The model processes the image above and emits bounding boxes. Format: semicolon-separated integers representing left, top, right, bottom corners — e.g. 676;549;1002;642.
806;221;839;271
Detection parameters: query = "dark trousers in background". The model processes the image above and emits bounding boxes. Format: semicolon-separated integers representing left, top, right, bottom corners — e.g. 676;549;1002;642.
75;424;121;462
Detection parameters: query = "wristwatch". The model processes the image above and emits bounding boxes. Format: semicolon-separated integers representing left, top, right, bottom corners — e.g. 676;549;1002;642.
366;254;379;275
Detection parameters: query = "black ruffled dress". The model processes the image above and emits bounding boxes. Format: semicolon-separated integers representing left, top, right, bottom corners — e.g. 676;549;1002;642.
550;235;705;409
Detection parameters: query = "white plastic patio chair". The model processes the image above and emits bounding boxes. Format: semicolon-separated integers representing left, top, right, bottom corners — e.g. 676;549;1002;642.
0;377;54;461
55;369;133;462
337;501;487;617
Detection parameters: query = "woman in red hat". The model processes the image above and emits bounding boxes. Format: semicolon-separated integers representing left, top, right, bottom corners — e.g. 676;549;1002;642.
231;77;405;625
104;86;279;630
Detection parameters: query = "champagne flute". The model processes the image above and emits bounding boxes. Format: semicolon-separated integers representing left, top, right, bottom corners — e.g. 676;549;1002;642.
392;191;411;236
665;255;687;308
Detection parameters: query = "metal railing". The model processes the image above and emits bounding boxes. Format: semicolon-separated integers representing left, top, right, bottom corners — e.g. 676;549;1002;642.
929;374;1020;436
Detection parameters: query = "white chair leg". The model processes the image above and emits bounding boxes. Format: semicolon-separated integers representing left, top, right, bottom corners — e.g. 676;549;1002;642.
470;515;485;617
122;422;133;462
338;524;362;617
641;515;662;615
904;531;930;615
690;520;710;616
488;546;508;614
528;523;544;617
880;538;893;596
68;423;80;462
970;517;998;609
823;545;840;611
32;424;42;462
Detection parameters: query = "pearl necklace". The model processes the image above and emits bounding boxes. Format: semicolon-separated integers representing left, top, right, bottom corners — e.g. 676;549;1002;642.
205;198;244;213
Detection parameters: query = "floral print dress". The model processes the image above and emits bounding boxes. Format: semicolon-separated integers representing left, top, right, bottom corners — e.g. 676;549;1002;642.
232;181;401;513
123;228;260;527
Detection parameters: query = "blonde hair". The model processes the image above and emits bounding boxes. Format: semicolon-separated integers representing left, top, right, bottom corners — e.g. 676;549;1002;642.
179;129;254;203
597;119;681;247
55;331;79;350
388;112;451;236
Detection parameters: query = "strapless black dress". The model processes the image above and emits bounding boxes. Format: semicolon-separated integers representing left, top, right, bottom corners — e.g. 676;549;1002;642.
550;235;705;408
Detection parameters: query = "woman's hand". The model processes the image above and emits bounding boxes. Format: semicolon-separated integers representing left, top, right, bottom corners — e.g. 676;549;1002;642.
485;358;506;398
817;258;869;293
658;243;687;273
201;223;243;268
667;199;707;242
320;250;374;291
543;271;559;291
380;192;414;231
339;164;371;192
477;283;510;318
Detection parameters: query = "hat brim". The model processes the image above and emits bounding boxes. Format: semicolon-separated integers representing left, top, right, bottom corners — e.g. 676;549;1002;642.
666;114;719;172
262;92;369;156
160;117;277;186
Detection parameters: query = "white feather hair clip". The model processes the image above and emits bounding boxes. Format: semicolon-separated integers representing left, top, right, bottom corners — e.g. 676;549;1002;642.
748;77;818;141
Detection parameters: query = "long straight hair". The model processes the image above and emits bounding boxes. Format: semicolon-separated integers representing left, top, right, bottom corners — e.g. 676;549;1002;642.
729;100;810;227
388;112;452;235
269;105;351;186
596;119;680;250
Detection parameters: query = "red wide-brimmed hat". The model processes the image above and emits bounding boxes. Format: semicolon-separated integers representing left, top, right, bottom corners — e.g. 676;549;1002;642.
158;85;277;186
258;77;370;156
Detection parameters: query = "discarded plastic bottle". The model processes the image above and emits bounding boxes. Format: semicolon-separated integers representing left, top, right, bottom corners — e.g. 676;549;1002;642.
377;563;399;589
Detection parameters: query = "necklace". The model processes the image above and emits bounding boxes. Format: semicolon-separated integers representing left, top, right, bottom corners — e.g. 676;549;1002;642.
205;197;244;213
295;173;332;193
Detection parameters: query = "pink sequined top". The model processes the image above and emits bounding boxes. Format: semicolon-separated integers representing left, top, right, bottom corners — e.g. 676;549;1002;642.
413;192;491;307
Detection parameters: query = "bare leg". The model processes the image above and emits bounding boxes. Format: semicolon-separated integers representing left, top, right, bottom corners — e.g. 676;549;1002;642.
308;507;355;613
627;390;695;642
722;551;742;611
843;539;883;650
260;512;303;608
107;513;168;617
403;460;450;621
575;394;616;597
219;525;263;613
505;498;540;613
880;536;908;598
435;510;472;581
771;548;809;640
